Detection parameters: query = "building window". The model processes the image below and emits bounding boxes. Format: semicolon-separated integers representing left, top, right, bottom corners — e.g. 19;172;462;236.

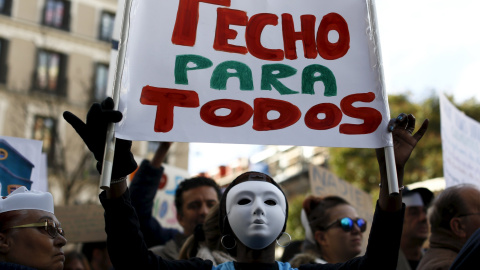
93;63;109;101
0;0;12;16
99;11;115;42
42;0;70;31
32;116;56;163
0;38;8;84
34;49;67;95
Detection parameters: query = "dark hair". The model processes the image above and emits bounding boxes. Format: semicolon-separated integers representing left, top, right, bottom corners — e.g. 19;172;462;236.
304;195;350;232
219;171;289;239
302;195;350;256
429;184;477;232
81;241;107;262
175;176;222;217
64;251;91;270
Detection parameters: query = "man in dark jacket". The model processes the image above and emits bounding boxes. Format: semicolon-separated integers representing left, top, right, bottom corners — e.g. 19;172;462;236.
417;184;480;270
129;142;222;260
450;228;480;269
397;187;433;270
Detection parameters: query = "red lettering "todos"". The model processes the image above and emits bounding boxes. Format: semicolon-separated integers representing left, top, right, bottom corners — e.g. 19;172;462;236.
171;0;350;61
140;86;381;134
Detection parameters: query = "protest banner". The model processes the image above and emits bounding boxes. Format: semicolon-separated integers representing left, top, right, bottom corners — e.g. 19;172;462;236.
309;164;373;253
0;136;47;195
113;0;392;149
440;94;480;188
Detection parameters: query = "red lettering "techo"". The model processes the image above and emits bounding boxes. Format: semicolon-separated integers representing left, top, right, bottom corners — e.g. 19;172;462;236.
171;1;350;61
140;86;381;134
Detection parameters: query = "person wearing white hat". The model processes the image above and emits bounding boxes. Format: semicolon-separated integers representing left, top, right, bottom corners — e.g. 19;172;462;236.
396;187;434;270
0;186;67;270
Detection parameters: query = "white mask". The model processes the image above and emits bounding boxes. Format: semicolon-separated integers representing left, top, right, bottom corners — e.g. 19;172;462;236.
226;181;287;249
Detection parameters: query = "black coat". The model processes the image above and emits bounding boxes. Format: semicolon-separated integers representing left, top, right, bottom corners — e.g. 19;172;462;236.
100;189;405;270
129;160;181;247
0;262;37;270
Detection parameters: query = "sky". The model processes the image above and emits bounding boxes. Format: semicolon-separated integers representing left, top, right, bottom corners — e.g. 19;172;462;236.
376;0;480;102
188;0;480;175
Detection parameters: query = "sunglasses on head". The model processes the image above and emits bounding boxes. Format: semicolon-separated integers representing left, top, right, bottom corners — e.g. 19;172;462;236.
7;219;65;239
323;217;367;232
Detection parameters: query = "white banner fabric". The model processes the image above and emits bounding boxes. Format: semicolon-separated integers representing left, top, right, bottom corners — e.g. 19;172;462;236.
114;0;392;148
440;94;480;188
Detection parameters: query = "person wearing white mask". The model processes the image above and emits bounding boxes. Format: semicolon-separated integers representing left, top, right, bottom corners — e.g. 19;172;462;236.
0;187;67;270
65;98;429;270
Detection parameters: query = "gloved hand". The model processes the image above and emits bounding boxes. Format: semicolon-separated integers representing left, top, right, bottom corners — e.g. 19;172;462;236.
376;113;429;170
63;97;137;179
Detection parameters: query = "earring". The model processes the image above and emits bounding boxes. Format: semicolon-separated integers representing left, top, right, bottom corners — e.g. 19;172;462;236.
221;235;237;250
276;232;291;247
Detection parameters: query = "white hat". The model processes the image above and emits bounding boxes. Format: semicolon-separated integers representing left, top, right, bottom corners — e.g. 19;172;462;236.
403;192;424;207
0;186;54;214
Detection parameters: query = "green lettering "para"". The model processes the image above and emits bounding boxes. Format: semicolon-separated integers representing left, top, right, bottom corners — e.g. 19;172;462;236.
174;54;337;96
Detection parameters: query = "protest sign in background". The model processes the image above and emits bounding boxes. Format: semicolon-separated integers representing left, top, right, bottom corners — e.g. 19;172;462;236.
56;163;190;243
440;94;480;188
0;136;47;195
143;163;190;232
309;164;373;253
114;0;392;148
55;204;106;243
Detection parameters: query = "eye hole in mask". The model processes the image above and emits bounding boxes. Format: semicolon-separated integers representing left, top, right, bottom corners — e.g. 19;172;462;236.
238;199;251;205
265;200;277;206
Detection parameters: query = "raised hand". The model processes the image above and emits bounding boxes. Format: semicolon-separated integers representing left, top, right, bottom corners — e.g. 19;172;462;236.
376;113;428;211
380;113;429;170
63;97;137;179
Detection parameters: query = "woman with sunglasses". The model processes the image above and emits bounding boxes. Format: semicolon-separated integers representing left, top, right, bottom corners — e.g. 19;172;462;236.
0;187;67;270
292;195;367;266
64;98;429;270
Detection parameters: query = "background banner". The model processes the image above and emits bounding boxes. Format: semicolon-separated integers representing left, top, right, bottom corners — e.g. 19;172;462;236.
150;163;190;231
0;136;47;195
440;93;480;188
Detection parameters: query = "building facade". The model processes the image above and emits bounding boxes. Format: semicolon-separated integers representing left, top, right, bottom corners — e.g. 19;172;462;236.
207;145;329;199
0;0;189;205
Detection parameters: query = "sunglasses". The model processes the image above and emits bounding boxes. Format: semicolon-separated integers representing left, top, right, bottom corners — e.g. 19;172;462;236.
8;219;65;239
323;217;367;232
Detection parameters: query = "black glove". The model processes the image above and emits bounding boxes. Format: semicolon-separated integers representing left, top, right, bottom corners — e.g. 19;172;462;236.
63;97;137;179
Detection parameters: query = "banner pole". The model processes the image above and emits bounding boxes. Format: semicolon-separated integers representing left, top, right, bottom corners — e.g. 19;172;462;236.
100;0;133;190
367;0;399;194
384;146;399;194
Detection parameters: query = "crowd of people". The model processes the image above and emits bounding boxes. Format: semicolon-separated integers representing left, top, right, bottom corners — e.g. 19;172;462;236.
0;98;479;270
